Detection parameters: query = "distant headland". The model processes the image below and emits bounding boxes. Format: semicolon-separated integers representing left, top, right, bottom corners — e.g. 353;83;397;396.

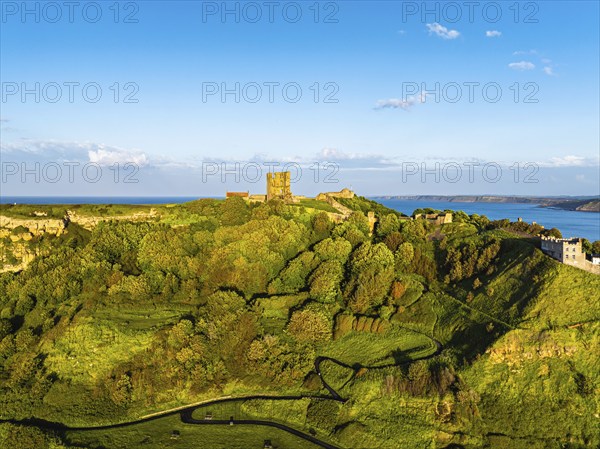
371;195;600;212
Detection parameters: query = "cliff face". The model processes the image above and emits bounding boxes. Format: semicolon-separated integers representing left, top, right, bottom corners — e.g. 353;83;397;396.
0;209;159;272
64;209;159;230
0;216;68;236
576;200;600;212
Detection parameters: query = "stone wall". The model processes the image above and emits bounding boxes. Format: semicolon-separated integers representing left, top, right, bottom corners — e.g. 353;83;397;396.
316;188;354;201
582;260;600;275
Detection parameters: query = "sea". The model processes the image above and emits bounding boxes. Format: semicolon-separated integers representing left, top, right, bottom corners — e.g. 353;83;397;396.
377;199;600;242
1;196;599;242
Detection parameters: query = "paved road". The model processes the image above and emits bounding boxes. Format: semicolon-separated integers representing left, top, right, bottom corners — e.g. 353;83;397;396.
180;410;341;449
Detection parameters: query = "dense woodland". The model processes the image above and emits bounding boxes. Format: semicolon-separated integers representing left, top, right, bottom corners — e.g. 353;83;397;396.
0;197;599;449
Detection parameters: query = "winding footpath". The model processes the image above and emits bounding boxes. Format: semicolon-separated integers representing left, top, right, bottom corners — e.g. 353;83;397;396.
2;330;443;449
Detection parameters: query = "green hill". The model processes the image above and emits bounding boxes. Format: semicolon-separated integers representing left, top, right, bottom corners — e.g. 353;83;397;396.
0;198;598;449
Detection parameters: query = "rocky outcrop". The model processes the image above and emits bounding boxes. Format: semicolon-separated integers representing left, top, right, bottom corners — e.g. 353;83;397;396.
0;208;160;272
65;208;159;230
0;215;68;236
486;332;578;367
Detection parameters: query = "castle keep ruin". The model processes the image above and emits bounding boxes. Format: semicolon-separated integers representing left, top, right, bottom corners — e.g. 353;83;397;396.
227;171;295;203
267;171;292;201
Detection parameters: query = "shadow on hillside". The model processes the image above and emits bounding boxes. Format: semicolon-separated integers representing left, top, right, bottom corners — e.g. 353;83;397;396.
442;238;554;362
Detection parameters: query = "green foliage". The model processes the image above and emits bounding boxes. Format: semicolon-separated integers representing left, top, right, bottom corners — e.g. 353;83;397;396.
347;211;370;236
394;242;414;272
0;319;12;339
0;423;76;449
287;308;331;343
488;218;547;236
345;242;395;314
376;213;400;238
336;195;405;218
383;231;404;252
445;235;501;282
269;251;319;294
1;198;599;449
313;237;352;263
306;399;341;431
220;196;251;226
581;238;600;254
309;260;344;303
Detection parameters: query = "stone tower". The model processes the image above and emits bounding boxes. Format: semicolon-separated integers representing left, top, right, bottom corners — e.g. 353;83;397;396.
266;171;292;201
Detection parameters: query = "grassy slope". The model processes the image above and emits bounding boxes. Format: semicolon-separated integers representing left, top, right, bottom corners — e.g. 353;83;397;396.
456;260;600;448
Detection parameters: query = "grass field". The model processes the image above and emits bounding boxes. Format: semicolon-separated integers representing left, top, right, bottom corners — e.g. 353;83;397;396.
322;325;437;367
64;414;325;449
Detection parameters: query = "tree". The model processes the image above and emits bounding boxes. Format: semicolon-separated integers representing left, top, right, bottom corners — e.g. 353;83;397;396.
269;251;319;294
347;211;370;235
0;319;12;340
377;214;400;238
345;242;395;314
383;231;404;252
287;309;331;343
313;237;352;263
0;423;73;449
220;197;250;226
390;281;406;301
309;260;344;303
394;242;414;272
312;212;333;236
543;228;563;239
400;220;428;242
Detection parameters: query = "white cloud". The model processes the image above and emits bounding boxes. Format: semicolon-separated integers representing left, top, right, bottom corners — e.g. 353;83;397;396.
509;61;535;71
397;30;406;35
540;155;599;167
486;30;502;37
426;23;460;40
543;66;555;76
0;140;150;166
88;148;149;167
513;49;538;56
374;92;427;111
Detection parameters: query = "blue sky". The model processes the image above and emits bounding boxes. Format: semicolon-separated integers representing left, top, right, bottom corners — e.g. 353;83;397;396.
1;0;599;196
